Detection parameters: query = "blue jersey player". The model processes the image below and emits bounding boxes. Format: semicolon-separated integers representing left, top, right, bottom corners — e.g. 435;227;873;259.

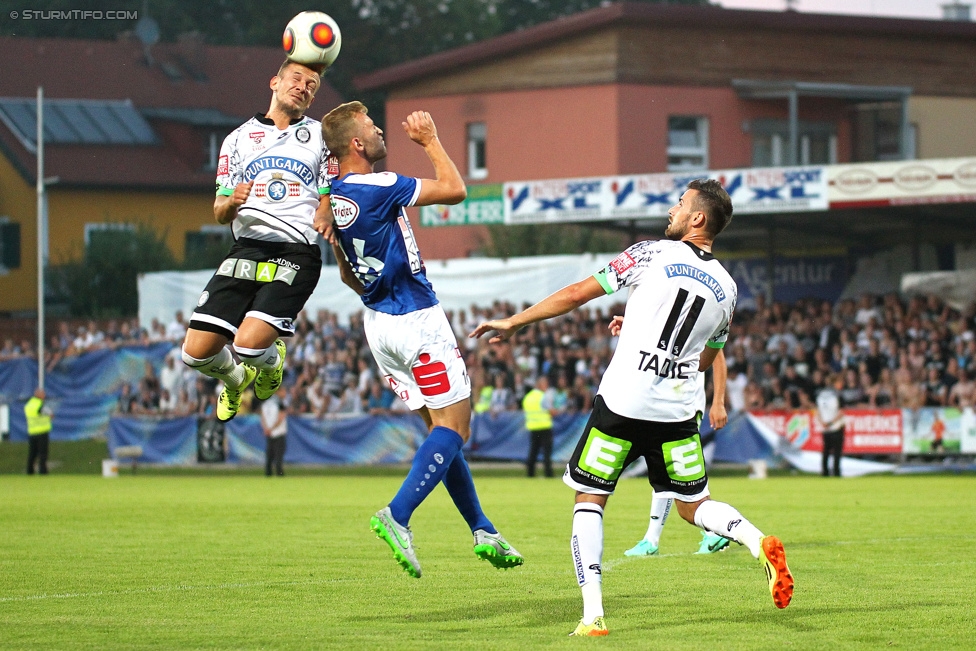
321;101;523;578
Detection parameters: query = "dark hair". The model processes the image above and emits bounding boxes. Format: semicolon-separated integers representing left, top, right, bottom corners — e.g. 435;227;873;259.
277;58;324;79
687;178;733;237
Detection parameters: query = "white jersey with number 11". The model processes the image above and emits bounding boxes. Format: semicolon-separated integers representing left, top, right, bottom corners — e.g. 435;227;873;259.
594;239;737;422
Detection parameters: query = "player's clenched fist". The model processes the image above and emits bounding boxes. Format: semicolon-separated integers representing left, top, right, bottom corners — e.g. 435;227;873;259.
403;111;437;147
231;181;254;206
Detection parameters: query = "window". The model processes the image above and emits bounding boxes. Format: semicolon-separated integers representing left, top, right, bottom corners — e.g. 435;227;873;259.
667;116;709;172
467;122;487;180
0;218;20;271
750;120;837;167
84;222;134;247
853;103;910;162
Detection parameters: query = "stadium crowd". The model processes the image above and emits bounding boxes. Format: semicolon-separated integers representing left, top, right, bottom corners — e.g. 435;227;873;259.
2;292;975;418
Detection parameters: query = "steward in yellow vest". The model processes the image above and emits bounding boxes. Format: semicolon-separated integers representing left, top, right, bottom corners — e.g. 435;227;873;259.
474;385;493;414
522;376;555;477
25;388;52;475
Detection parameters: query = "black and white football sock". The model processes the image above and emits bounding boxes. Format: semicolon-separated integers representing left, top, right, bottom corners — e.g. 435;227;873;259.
572;502;605;625
233;343;280;371
693;499;763;559
181;346;247;388
644;495;672;546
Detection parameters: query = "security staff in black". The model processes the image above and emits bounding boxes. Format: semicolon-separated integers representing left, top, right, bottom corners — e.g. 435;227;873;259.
25;388;52;475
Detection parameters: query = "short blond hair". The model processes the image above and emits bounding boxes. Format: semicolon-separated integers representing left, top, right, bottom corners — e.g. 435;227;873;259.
322;101;368;159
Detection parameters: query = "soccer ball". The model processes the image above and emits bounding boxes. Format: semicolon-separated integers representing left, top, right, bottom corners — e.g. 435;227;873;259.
282;11;342;69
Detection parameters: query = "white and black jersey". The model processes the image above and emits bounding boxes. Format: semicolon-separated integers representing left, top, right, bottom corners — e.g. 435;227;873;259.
593;239;737;422
216;114;334;245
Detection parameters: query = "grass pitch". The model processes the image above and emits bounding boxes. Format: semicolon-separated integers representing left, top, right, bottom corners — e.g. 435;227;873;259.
1;472;974;650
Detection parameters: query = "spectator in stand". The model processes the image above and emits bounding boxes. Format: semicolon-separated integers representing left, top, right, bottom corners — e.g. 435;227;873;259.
488;373;513;414
308;377;331;416
854;294;882;326
159;355;182;405
196;379;217;417
366;380;396;414
949;369;975;408
117;383;137;414
839;368;866;407
335;375;364;415
922;366;948;407
159;388;178;414
174;388;196;416
133;384;159;414
570;375;593;413
166;311;188;342
873;368;896;408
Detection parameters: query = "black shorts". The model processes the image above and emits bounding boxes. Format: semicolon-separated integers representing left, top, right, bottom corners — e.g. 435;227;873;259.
189;238;322;339
563;395;709;500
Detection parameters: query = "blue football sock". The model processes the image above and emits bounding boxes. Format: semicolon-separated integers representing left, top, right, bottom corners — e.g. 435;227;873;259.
388;426;464;526
443;450;496;534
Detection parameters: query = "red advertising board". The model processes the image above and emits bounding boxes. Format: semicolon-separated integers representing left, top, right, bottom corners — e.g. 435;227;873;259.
749;409;902;454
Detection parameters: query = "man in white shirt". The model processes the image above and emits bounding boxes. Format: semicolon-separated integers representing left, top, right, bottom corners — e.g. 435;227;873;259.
816;374;846;477
472;179;793;637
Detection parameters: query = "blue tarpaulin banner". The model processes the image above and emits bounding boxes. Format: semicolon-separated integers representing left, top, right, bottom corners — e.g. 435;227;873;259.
2;343;173;442
109;416;199;464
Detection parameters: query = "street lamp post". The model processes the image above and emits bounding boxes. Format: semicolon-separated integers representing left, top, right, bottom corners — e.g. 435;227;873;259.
36;86;45;391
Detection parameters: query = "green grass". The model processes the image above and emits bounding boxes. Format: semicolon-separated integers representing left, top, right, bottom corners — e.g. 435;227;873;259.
1;473;974;650
0;439;110;475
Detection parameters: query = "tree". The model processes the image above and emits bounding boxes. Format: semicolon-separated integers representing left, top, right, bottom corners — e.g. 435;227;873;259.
47;225;178;318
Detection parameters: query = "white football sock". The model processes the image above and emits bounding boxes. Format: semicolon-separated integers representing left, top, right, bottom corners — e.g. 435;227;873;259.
182;346;247;388
572;502;604;624
694;499;764;559
233;343;281;371
644;495;672;545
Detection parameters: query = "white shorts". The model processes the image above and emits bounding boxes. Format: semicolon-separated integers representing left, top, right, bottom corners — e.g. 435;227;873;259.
364;304;471;411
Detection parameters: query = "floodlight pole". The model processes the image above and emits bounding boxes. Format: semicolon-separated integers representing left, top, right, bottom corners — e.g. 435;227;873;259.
36;86;45;391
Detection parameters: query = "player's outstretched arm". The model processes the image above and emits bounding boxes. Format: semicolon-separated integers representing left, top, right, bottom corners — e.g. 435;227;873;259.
709;348;728;429
470;276;607;344
403;111;467;207
214;181;253;225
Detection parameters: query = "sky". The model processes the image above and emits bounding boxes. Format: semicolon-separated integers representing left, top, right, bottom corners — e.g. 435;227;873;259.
716;0;963;20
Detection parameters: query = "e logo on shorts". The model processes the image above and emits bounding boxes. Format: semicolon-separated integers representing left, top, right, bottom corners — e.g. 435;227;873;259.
663;434;705;482
579;428;632;481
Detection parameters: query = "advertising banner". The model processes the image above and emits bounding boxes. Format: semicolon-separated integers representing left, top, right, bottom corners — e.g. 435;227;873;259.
749;408;902;454
503;165;828;224
901;408;971;454
726;253;847;307
828;157;976;209
420;183;504;226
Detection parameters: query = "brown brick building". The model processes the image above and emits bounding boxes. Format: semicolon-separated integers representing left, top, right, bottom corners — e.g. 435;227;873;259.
0;36;342;314
357;3;976;259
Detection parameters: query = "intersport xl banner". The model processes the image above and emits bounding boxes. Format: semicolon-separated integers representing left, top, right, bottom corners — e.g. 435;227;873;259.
503;166;828;224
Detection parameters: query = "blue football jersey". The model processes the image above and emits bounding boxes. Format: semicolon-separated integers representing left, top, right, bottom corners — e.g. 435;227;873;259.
331;171;438;315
